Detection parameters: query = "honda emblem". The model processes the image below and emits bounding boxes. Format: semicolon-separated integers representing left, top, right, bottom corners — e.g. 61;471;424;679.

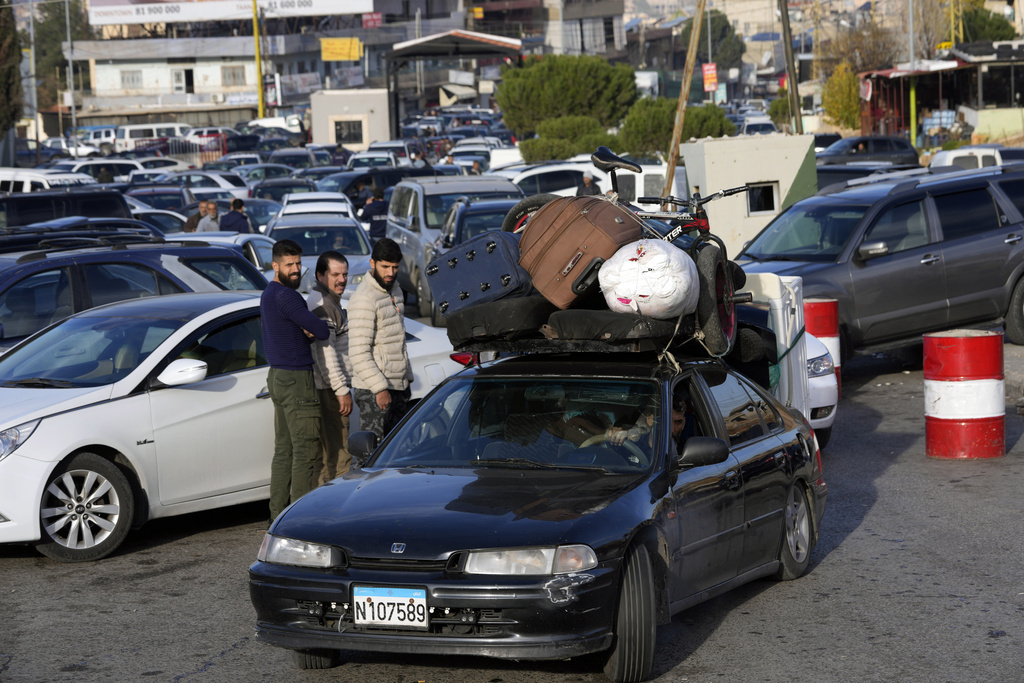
391;543;406;554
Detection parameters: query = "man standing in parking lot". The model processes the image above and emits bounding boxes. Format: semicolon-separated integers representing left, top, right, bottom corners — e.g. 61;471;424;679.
355;180;373;207
349;238;412;441
260;239;330;521
577;170;601;196
183;200;208;233
358;189;388;244
307;251;354;484
197;202;220;232
219;198;253;233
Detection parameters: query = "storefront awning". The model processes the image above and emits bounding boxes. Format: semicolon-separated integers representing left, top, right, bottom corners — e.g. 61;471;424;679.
439;83;478;106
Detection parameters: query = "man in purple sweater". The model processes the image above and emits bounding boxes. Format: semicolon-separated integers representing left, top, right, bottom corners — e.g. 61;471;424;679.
260;239;330;521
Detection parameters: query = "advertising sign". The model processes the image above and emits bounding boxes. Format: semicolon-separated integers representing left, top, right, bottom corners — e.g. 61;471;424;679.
321;37;363;62
89;0;372;26
362;12;382;28
702;63;717;93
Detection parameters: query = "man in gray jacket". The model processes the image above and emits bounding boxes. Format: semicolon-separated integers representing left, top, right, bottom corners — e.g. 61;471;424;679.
349;238;412;440
307;251;354;484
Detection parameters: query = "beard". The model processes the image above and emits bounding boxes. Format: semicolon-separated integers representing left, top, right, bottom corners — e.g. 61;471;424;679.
281;271;302;290
372;269;396;292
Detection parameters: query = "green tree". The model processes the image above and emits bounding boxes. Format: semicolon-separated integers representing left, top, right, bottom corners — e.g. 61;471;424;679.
25;0;92;109
1;0;23;134
518;114;621;163
620;99;735;158
768;89;790;127
677;10;745;71
963;7;1017;41
496;55;637;138
822;61;860;130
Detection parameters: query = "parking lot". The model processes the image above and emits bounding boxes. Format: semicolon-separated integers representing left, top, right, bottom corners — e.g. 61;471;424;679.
2;351;1021;683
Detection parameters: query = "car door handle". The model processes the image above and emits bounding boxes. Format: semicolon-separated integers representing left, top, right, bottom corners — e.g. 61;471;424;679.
1006;234;1023;245
257;389;270;399
773;451;786;467
920;255;941;265
724;470;740;490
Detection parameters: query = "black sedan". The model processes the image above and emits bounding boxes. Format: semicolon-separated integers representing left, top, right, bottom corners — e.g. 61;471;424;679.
815;135;920;166
249;352;827;682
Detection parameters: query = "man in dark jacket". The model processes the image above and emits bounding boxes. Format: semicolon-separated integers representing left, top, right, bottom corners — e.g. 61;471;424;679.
183;200;208;233
576;170;602;196
220;198;253;233
359;189;388;244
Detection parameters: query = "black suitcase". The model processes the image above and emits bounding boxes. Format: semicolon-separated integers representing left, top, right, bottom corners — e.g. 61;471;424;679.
542;309;690;342
425;231;533;318
446;297;557;349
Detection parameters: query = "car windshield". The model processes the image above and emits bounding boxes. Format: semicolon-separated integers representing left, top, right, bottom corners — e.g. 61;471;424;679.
426;192;521;230
0;315;182;387
255;184;311;202
460;209;513;241
132;193;182;211
742;199;869;262
184;258;268;290
270;225;370;256
245;201;283;227
372;377;662;474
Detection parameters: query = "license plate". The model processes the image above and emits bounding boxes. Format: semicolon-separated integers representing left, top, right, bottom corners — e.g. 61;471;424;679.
352;586;429;630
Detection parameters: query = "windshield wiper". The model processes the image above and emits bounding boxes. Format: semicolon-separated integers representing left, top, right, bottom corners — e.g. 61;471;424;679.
3;377;77;388
476;457;612;473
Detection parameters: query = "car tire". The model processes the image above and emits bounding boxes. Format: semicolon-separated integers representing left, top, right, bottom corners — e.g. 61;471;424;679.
775;484;813;581
414;269;432;318
35;453;135;563
291;648;341;669
501;193;560;233
603;544;656;683
1005;277;1024;345
814;426;832;450
694;242;736;357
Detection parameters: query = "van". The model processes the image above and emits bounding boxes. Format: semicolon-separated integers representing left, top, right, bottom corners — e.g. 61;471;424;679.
249;115;304;135
115;123;192;153
82;127;117;155
928;144;1024;169
0;168;96;193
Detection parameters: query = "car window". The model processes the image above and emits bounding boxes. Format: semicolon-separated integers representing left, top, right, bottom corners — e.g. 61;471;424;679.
177;315;266;377
933;188;1002;241
862;200;930;254
703;369;766;446
0;268;73;341
516;174;540;195
951;155;980;170
189;175;218;188
536;170;579;194
736;375;781;433
997;178;1024;217
184;258;267;290
462;209;512;241
270;226;369;256
84;263;182;307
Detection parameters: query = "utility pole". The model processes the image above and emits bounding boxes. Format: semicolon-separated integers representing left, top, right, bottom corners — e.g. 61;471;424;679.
64;0;77;138
776;0;803;133
663;0;708;203
253;0;265;118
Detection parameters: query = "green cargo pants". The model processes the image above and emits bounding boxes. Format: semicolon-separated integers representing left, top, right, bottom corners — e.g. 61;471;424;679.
268;367;321;520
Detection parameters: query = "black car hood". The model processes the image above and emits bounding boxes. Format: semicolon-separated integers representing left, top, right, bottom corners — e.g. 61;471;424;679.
275;467;648;560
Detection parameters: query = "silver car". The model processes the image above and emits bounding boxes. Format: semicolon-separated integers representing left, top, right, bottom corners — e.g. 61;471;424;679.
263;214;371;298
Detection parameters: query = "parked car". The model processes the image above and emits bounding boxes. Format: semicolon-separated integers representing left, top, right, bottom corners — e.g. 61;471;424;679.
292;164;348;183
40;138;102;158
0;238;267;349
492;162;611;198
315;167;438;205
387;175;525;310
249;351;827;679
0;187;132;228
168;231;277;279
48;158;145;182
740;117;778;135
125;186;197;213
250;177;318;203
263;214;371;296
134;156;194;173
812;133;842;152
367;140;414;166
0;220;160;256
233;164;296;187
267;148;318;169
737;164;1024;359
132;208;188;234
14;138;68;167
815;136;920;167
156;170;249;199
180;198;283;233
815;162;921;190
348;150;400;170
928;144;1024;169
0;290;461;563
0;168;96;193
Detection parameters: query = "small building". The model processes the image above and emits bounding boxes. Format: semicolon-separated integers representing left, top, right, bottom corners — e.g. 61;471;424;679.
679;134;817;257
310;89;391;150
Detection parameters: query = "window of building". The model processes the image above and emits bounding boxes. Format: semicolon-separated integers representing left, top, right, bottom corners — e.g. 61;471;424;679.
120;70;143;90
747;182;778;216
222;66;245;87
333;119;364;145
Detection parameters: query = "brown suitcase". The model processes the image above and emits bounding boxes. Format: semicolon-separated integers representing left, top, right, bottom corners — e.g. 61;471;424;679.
518;196;645;309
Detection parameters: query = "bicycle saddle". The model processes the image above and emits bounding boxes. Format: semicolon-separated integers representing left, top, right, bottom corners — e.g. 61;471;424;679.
591;146;642;174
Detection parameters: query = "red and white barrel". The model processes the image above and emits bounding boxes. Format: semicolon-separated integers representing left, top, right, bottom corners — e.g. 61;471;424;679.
923;330;1005;460
804;298;841;394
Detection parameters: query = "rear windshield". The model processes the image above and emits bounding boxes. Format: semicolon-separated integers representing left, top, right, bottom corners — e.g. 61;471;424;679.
183;258;268;290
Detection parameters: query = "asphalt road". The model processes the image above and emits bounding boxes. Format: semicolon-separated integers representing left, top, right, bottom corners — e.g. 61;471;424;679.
1;349;1022;682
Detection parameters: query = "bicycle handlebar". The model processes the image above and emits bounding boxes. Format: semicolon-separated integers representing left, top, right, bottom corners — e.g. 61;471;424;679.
637;184;753;209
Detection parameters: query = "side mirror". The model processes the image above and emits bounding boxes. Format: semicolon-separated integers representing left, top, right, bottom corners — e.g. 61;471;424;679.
348;430;379;466
153;358;207;387
409;214;420;232
856;240;889;261
676;436;730;470
441;235;453;248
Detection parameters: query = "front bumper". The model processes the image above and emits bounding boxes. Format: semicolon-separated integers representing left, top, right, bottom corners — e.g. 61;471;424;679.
807;372;838;431
0;452;52;544
249;561;618;660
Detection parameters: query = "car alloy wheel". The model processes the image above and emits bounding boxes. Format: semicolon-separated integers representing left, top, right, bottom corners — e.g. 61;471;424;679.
775;484;812;581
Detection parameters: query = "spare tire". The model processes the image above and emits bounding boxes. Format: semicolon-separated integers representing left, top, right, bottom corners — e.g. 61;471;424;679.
695;242;737;357
501;193;560;233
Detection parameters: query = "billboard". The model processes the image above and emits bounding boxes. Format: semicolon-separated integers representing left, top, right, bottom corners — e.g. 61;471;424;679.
89;0;373;26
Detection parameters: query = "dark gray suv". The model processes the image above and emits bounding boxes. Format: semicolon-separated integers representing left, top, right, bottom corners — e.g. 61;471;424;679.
738;165;1024;360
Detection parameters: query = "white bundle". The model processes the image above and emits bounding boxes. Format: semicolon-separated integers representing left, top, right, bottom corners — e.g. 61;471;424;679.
598;239;699;319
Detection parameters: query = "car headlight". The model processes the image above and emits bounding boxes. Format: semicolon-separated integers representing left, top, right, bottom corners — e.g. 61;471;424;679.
807;353;835;378
257;534;341;568
464;545;598;575
350;273;365;286
0;419;40;462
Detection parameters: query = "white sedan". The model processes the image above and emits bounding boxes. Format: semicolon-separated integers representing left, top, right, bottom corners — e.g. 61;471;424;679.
805;333;838;448
0;292;464;562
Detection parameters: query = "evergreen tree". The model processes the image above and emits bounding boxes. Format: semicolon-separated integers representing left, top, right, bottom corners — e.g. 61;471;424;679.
1;0;23;134
24;0;92;109
496;55;637;138
963;7;1017;42
677;10;745;71
620;99;735;158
